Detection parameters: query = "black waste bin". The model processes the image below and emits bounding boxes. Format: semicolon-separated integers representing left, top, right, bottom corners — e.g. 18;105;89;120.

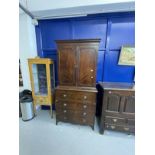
19;90;34;121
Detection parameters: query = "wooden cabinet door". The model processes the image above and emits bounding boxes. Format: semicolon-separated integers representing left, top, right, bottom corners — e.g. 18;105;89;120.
103;92;122;114
58;45;76;85
121;95;135;116
77;45;97;87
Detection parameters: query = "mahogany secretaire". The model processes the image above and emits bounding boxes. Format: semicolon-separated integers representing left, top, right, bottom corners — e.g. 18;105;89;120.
55;39;100;129
97;82;135;134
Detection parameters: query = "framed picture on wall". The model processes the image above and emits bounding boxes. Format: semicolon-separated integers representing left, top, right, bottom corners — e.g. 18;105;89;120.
118;46;135;66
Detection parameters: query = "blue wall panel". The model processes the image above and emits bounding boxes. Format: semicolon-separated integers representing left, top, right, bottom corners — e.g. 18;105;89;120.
72;19;107;50
103;50;135;82
40;20;72;49
35;26;43;57
97;50;105;82
109;17;135;50
35;12;135;83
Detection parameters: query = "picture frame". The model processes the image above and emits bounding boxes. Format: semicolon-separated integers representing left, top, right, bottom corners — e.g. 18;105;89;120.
118;46;135;66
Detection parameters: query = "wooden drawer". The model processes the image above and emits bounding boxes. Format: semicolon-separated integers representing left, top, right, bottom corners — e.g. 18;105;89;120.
105;116;135;126
56;99;95;105
56;108;95;116
56;101;95;112
34;97;49;104
55;90;96;102
105;90;135;96
105;123;135;133
105;116;126;125
56;111;94;125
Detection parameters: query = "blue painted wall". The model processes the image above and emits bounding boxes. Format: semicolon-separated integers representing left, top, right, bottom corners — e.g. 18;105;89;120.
35;12;135;85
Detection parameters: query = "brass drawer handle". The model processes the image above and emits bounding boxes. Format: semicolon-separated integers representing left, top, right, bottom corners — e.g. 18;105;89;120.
55;100;58;102
83;96;87;99
63;110;67;113
63;103;67;106
83;112;87;116
124;127;129;131
83;105;87;109
109;91;112;94
90;69;94;72
111;125;115;129
63;94;67;97
91;76;93;79
113;119;117;122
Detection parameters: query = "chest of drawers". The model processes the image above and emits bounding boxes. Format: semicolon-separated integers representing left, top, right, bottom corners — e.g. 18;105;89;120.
55;86;97;129
97;82;135;134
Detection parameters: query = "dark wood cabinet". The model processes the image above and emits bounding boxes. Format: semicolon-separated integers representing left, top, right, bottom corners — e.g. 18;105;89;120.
97;82;135;134
55;39;100;129
56;40;99;87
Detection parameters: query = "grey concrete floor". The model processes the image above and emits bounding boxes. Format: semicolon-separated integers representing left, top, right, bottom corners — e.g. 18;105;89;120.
19;110;135;155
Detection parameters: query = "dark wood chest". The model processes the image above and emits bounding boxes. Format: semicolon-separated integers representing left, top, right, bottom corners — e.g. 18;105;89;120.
55;86;97;129
55;39;100;129
97;82;135;134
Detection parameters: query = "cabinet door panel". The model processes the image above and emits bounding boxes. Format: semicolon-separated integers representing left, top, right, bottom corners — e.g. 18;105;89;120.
58;46;76;85
105;94;121;113
123;96;135;114
77;46;97;87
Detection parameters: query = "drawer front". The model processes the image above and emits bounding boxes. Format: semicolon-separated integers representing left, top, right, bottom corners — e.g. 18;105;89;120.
56;111;94;125
105;124;135;133
106;90;134;96
55;90;96;102
34;97;49;105
56;100;95;112
105;116;135;126
56;108;95;117
105;116;126;125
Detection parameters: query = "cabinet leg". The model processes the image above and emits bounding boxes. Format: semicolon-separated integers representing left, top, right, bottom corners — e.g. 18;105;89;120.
56;120;58;125
33;103;37;116
50;105;53;118
91;125;94;130
99;128;104;134
100;120;105;134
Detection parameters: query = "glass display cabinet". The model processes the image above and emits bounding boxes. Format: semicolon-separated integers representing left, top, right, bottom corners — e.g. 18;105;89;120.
28;57;55;117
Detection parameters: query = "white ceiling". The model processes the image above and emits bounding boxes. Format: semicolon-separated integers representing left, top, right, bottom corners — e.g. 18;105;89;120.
19;0;135;19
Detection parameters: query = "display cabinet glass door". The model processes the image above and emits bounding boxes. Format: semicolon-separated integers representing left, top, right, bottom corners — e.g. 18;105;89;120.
32;64;48;96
